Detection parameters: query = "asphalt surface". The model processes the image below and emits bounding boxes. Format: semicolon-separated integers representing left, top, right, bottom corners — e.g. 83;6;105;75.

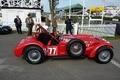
0;33;120;80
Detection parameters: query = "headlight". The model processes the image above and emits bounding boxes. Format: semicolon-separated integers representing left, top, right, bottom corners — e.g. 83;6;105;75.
102;38;110;43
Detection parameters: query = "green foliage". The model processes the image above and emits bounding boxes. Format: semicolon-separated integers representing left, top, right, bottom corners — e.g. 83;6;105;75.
113;16;120;21
91;16;120;21
103;36;120;40
103;17;112;21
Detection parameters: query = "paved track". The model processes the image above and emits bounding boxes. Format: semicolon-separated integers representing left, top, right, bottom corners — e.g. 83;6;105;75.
0;33;120;80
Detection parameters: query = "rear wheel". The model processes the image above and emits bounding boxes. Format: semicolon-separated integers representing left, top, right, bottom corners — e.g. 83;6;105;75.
95;46;113;64
24;46;45;64
67;39;86;58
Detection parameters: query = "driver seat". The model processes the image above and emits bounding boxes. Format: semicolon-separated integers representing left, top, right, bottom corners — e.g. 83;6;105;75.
37;33;51;45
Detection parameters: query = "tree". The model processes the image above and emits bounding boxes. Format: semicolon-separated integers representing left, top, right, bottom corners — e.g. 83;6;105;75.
48;0;59;32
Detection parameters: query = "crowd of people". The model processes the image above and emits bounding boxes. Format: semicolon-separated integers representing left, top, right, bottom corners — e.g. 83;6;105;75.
14;13;34;36
14;13;73;36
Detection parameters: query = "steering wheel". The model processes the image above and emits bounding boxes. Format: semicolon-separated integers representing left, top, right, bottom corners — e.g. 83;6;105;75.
58;33;63;40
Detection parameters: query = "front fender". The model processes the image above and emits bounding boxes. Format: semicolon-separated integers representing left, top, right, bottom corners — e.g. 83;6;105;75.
88;43;113;58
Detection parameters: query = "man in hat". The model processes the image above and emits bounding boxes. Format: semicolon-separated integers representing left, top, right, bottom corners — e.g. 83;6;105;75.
25;13;34;36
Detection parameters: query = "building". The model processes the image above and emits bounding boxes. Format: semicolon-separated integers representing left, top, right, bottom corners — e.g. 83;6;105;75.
56;3;84;17
0;0;42;30
104;5;120;17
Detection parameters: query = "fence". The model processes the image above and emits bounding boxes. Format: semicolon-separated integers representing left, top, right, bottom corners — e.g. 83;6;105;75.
77;24;116;37
57;23;116;37
1;22;116;37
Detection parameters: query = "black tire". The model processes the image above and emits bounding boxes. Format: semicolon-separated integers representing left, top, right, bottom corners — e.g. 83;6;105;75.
94;46;113;64
24;46;45;64
66;38;86;58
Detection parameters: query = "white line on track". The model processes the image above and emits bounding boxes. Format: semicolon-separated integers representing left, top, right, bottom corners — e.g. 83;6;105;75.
111;60;120;69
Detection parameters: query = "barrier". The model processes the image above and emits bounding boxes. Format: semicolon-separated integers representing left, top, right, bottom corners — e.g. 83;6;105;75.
57;23;116;37
78;24;116;37
1;22;116;37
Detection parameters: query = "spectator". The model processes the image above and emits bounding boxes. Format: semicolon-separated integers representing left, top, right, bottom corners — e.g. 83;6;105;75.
45;15;52;33
65;17;73;34
14;15;23;34
25;13;34;36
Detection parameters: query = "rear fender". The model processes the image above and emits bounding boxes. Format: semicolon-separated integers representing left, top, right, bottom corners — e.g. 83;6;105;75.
88;45;113;58
23;41;45;53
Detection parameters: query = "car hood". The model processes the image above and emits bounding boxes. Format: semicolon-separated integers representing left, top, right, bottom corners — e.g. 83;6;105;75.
61;34;110;44
62;34;94;39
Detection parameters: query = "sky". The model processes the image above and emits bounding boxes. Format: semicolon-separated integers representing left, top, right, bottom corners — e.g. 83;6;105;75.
41;0;120;12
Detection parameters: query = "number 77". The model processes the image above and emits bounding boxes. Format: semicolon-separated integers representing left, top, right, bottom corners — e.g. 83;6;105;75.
49;48;57;55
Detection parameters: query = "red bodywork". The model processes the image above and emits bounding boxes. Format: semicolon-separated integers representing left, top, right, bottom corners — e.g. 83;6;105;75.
14;24;113;58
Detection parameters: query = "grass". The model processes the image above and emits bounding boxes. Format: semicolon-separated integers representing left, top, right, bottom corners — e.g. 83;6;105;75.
12;30;28;34
102;36;120;40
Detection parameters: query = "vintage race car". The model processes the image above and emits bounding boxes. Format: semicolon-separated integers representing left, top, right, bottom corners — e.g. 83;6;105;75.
0;25;12;34
14;24;114;64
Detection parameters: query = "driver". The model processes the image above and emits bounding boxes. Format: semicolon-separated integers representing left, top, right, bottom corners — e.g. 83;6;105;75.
53;31;60;40
35;24;41;33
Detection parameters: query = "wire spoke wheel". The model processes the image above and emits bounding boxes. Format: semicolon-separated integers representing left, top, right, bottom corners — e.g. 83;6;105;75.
98;50;111;62
67;39;86;58
70;42;83;55
24;46;45;64
95;46;113;64
28;50;41;62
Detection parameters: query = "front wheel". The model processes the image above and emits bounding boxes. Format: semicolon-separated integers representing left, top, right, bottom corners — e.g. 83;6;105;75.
24;46;45;64
94;46;113;64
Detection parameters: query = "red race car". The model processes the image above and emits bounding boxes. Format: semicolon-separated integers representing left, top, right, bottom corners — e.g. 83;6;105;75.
14;24;113;64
